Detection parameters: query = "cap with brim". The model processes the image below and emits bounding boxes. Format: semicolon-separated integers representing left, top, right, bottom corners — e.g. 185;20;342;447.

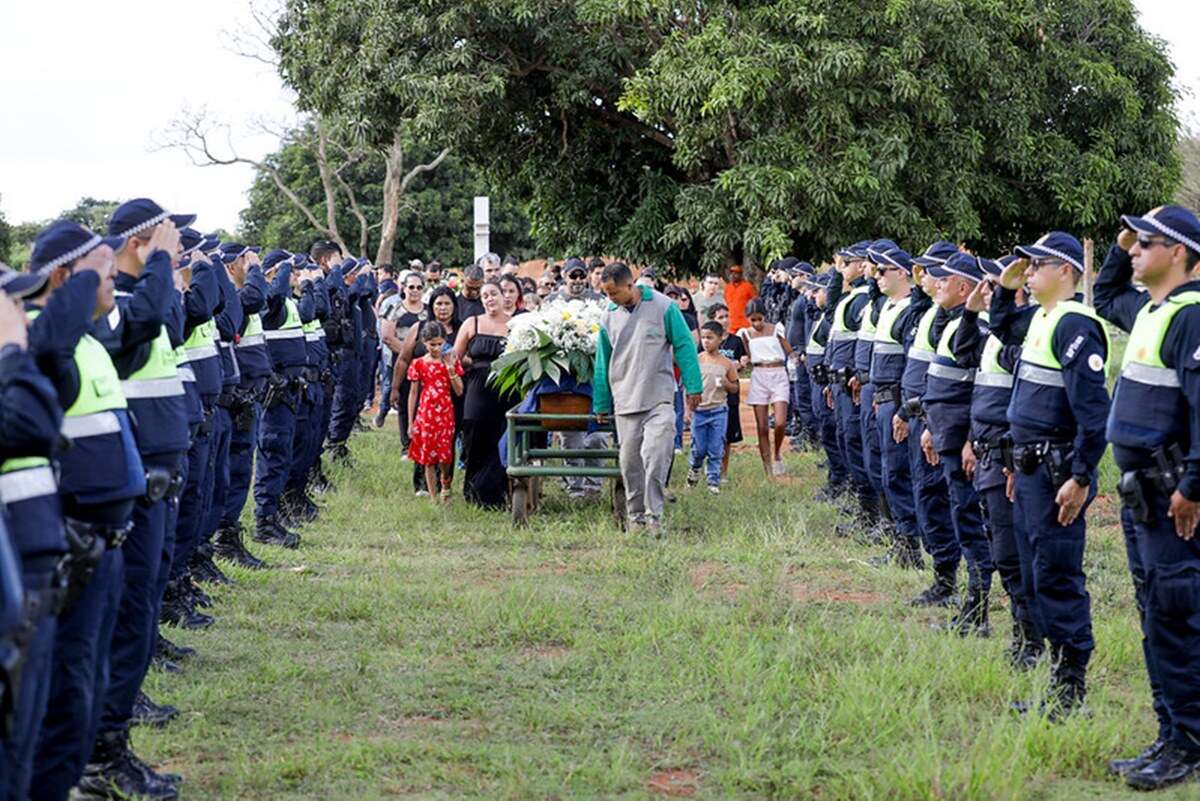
913;240;959;267
219;243;262;263
0;265;51;298
1121;205;1200;257
108;198;196;238
30;220;127;272
866;240;900;263
261;250;292;271
928;252;983;283
1014;231;1084;272
879;249;914;274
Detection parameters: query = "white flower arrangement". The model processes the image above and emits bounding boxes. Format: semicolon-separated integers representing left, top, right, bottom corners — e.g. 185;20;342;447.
489;298;606;394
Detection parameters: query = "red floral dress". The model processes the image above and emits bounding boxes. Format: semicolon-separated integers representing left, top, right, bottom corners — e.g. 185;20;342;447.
406;356;463;465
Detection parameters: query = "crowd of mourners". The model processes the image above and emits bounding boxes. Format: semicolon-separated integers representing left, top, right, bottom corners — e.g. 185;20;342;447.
1;196;1200;797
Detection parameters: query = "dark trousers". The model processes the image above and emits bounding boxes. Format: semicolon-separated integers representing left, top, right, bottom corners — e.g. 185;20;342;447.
833;384;873;509
1132;484;1200;752
100;497;168;733
1121;505;1171;740
907;417;960;569
202;406;233;543
32;548;124;801
941;451;994;590
287;384;323;492
876;400;919;544
221;399;260;528
859;384;884;496
791;369;816;437
358;338;377;409
1;587;56;800
810;379;847;488
1013;466;1096;656
327;352;359;445
254;390;297;519
981;483;1038;634
172;420;213;581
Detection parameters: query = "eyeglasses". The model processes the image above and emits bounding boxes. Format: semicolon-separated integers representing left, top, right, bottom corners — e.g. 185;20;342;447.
1136;234;1177;250
405;283;424;291
1030;258;1065;270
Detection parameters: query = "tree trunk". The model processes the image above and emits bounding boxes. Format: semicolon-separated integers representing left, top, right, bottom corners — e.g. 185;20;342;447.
375;134;405;267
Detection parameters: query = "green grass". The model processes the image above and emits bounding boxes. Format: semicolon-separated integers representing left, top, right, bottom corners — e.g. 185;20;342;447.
138;423;1196;800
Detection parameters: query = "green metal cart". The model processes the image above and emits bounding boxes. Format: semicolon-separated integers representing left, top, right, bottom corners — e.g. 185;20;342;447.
504;409;625;528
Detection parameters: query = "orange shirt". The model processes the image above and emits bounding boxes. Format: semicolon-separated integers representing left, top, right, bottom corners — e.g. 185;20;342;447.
724;280;758;332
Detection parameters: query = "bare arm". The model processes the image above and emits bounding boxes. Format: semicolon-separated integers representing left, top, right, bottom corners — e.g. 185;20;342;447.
407;379;420;430
722;360;740;393
381;318;405;354
453;317;474;363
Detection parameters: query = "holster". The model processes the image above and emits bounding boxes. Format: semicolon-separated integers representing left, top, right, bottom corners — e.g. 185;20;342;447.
320;369;334;393
902;397;925;422
811;363;829;386
971;432;1012;468
340;320;354;342
60;517;129;612
143;466;174;504
198;407;214;436
1012;441;1073;486
1150;442;1185;495
263;374;289;410
873;384;900;406
1119;471;1152;525
232;389;257;432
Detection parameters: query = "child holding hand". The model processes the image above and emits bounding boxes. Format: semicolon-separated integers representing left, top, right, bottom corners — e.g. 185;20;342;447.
407;322;464;502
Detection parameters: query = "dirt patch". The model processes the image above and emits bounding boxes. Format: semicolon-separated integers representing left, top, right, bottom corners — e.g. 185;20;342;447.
689;562;746;599
525;644;572;659
787;584;884;605
647;769;699;797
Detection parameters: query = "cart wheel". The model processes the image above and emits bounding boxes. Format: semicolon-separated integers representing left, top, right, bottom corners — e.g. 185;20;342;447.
512;483;530;527
612;479;627;531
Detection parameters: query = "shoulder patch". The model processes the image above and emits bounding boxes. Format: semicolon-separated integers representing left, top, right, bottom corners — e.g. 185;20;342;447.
1065;334;1084;361
106;305;121;330
1088;353;1105;372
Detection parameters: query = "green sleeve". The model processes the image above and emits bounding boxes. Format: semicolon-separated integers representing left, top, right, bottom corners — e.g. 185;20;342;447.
592;326;613;414
665;304;702;395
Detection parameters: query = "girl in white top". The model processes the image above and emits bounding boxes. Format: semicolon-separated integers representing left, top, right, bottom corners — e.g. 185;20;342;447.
739;298;796;478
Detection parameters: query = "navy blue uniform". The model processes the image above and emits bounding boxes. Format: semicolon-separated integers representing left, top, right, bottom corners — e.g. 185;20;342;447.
223;265;272;530
203;263;243;551
826;277;877;518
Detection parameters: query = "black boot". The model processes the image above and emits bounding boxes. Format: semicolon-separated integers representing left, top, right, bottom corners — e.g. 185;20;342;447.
160;580;214;630
156;633;196;661
131;691;179;728
213;523;267;569
1007;616;1044;672
75;729;178;800
186;575;213;608
868;537;923;570
940;584;990;637
150;655;182;674
1012;644;1088;721
1109;738;1167;776
912;562;958;607
254;516;301;549
309;459;335;494
1126;742;1200;791
328;441;352;466
189;544;231;585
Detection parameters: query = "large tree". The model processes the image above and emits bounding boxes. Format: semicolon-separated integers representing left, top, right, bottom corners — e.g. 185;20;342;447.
238;124;535;266
275;0;1181;273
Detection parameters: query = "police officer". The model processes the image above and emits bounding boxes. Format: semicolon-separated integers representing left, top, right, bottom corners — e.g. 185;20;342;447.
325;257;363;464
23;221;159;800
898;242;963;607
804;272;850;501
86;200;194;789
825;243;879;528
956;256;1042;666
991;231;1111;719
309;240;345;488
1093;205;1200;789
784;262;818;448
196;243;245;583
214;246;272;566
254;252;308;547
866;248;928;568
355;259;380;423
855;241;899;541
281;257;327;525
920;253;994;635
0;268;66;801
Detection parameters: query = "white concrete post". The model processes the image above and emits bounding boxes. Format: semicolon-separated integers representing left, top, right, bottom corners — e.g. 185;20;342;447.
473;196;490;262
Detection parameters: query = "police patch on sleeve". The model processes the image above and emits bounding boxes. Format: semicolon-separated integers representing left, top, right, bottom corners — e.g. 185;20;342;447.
1088;353;1105;372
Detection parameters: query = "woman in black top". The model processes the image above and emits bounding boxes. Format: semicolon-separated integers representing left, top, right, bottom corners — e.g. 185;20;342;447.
453;281;513;508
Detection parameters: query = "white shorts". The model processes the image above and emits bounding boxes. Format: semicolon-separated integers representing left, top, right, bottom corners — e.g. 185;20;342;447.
747;365;790;405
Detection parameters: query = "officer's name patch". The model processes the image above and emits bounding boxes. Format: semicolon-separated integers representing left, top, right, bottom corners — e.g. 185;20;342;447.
1088;353;1105;372
1066;335;1084;360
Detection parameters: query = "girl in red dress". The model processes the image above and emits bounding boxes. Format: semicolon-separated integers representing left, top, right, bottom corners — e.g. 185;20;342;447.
406;322;464;503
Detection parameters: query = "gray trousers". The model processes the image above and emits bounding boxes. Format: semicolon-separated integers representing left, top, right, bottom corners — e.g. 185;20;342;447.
614;401;676;524
562;430;611;495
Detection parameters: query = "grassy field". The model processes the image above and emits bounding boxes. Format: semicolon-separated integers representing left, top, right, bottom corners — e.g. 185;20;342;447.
137;421;1196;800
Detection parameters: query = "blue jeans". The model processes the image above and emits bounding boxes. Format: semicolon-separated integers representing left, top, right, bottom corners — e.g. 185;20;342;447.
673;383;685;450
688;407;728;486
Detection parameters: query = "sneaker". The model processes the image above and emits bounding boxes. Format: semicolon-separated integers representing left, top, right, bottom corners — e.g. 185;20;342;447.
707;484;720;495
415;489;430;497
686;468;700;487
373;409;387;428
772;460;786;477
674;447;683;456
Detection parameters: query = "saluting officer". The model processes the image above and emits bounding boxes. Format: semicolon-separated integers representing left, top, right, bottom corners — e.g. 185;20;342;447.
866;247;929;568
854;242;898;541
325;257;363;464
1093;205;1200;790
254;251;308;547
956;256;1042;667
921;253;994;635
826;243;880;528
85;200;192;795
281;256;326;525
899;242;962;607
24;221;151;801
992;231;1111;719
214;245;272;567
0;268;66;801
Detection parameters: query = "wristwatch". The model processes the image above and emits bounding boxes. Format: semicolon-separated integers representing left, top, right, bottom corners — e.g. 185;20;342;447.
1071;473;1091;487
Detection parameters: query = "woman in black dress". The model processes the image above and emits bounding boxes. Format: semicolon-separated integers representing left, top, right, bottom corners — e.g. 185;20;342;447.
392;286;462;494
453;281;512;508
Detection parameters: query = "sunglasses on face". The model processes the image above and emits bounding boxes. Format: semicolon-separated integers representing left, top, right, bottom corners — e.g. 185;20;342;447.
1137;234;1177;250
1030;258;1065;271
405;283;424;291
